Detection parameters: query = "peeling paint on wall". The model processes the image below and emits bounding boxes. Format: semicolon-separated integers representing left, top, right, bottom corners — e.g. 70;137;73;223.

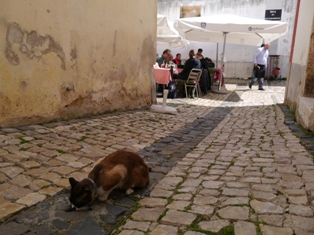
5;22;66;70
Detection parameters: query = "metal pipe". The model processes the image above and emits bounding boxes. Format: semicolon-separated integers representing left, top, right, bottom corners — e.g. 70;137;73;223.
216;43;219;68
219;32;228;91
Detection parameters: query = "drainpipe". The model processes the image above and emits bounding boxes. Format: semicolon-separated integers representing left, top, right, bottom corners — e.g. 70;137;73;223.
285;0;301;103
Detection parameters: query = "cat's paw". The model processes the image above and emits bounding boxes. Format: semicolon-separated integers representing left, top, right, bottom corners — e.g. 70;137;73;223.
98;195;108;201
126;188;134;195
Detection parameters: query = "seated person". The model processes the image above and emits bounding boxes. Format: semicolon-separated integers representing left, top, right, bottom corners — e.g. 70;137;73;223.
196;55;211;94
196;48;203;57
156;49;171;67
172;53;181;65
205;57;215;68
172;49;200;98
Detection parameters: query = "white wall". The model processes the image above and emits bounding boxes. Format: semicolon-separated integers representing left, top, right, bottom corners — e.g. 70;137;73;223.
158;0;297;78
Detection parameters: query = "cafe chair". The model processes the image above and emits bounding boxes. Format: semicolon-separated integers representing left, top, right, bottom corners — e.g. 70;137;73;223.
184;69;202;99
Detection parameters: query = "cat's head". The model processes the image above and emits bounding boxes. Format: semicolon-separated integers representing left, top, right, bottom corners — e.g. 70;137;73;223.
68;177;95;208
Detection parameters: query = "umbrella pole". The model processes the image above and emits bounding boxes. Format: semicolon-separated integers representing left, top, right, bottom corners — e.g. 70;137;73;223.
219;32;227;91
216;43;219;68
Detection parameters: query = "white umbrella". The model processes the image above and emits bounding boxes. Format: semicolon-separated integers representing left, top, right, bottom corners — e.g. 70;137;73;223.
174;14;288;91
157;14;185;48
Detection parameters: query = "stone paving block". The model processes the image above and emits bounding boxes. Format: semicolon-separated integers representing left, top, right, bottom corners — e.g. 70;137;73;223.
198;189;220;196
166;200;190;211
289;205;313;217
40;172;62;183
189;205;215;216
123;220;151;232
29;179;50;190
217;206;250;220
294;228;314;235
280;180;304;189
67;217;106;235
252;184;277;193
0;173;7;183
0;166;25;178
226;182;249;188
11;174;33;187
138;198;167;208
18;161;41;169
181;179;202;187
258;214;285;227
160;209;197;226
25;167;50;177
0;183;17;195
193;195;218;205
288;196;308;205
0;202;25;220
150;224;178;235
202;180;224;189
150;189;173;198
291;215;314;231
221;197;249;206
259;224;293;235
38;186;63;196
234;221;256;235
198;220;230;233
52;166;76;175
222;188;249;197
155;177;183;190
241;177;261;183
118;230;145;235
0;222;30;235
252;191;277;202
172;193;193;201
250;199;284;214
132;208;165;222
177;187;197;194
16;192;46;207
1;187;33;200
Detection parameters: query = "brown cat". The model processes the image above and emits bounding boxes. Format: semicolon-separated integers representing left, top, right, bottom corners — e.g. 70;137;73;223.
69;149;149;208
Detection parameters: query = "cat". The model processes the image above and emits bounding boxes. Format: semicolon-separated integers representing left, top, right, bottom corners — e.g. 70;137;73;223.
68;149;149;209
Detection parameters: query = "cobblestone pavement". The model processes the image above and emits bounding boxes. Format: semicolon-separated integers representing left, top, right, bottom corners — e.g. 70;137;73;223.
1;79;314;235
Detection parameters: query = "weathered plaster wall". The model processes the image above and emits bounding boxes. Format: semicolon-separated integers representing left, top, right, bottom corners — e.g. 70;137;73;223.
157;0;296;78
285;0;314;131
0;0;157;127
285;0;314;109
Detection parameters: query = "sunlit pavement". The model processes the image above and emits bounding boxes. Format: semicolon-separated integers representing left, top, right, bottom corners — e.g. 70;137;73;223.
1;79;314;235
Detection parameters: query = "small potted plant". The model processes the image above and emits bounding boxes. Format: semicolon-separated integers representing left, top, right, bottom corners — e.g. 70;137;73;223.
273;59;280;75
273;66;280;75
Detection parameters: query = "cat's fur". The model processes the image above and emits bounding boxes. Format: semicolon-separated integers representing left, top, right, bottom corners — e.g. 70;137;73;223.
69;149;149;208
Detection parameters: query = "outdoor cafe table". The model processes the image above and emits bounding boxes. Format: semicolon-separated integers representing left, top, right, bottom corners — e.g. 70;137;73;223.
154;67;182;85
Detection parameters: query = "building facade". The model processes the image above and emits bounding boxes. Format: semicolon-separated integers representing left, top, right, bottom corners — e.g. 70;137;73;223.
0;0;157;127
157;0;297;79
285;0;314;131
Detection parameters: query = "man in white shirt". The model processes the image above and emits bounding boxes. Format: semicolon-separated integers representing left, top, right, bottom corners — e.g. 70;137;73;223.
249;43;270;91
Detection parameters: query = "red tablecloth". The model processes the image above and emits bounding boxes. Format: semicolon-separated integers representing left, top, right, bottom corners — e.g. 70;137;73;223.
154;68;182;85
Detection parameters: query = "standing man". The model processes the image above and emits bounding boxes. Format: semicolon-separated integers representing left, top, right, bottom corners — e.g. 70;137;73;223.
249;43;270;91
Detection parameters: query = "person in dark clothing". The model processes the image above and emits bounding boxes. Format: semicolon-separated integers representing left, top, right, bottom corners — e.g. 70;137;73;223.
205;57;215;68
196;55;211;94
172;53;181;65
173;50;199;98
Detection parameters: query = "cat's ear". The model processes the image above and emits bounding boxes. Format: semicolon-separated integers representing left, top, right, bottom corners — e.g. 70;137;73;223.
69;177;78;188
83;185;90;192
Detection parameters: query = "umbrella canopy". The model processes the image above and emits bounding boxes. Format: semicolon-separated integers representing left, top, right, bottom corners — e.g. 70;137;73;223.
174;14;288;91
173;14;288;46
157;14;185;48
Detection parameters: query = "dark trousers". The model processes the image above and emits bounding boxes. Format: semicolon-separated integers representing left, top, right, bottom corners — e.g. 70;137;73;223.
250;64;265;89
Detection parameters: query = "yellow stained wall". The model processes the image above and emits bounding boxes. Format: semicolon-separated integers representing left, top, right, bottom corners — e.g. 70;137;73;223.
0;0;157;127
